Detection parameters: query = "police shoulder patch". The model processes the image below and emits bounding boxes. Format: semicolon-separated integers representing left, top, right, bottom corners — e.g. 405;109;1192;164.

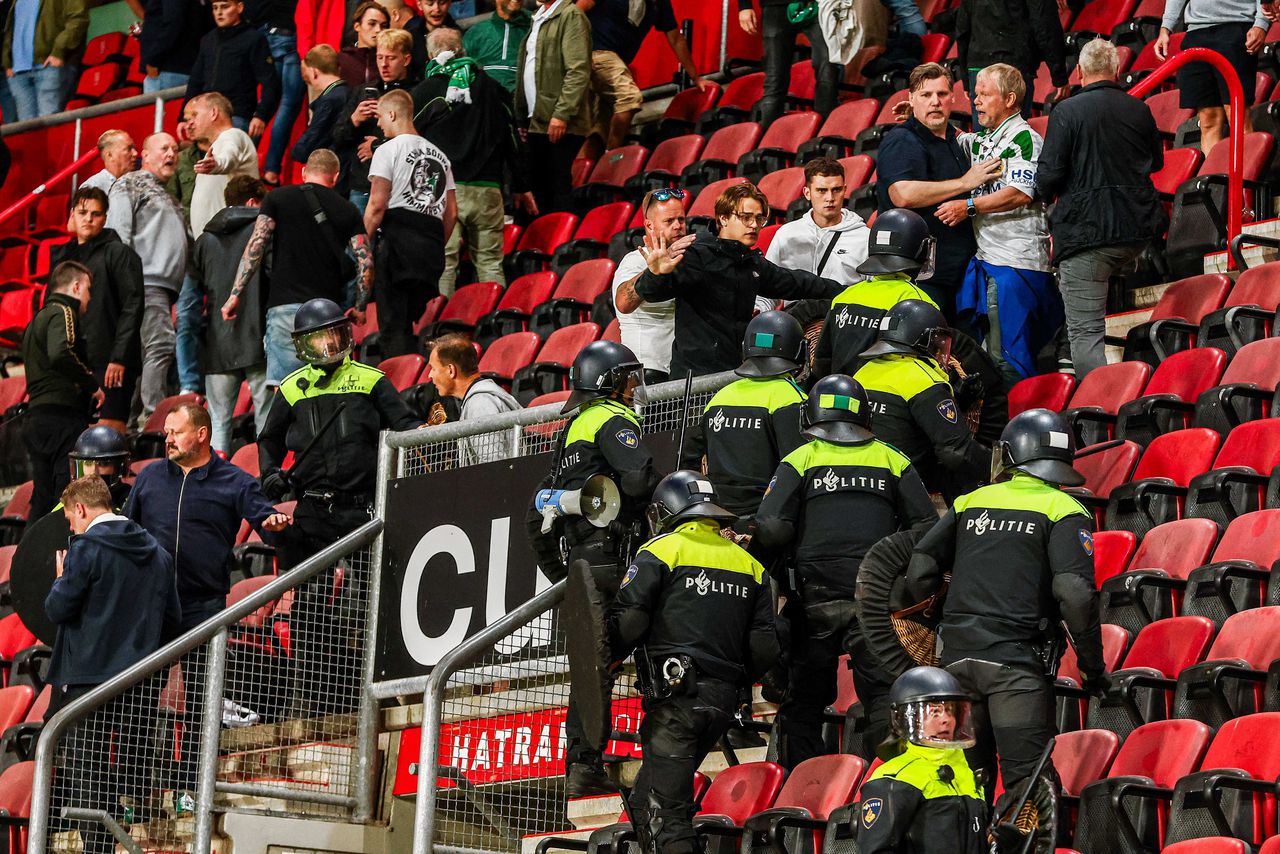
861;797;883;829
615;428;640;448
937;398;958;423
620;564;639;588
1078;529;1094;556
764;475;777;498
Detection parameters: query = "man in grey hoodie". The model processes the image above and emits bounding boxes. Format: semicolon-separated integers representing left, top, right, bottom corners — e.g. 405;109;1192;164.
107;132;191;419
428;333;520;465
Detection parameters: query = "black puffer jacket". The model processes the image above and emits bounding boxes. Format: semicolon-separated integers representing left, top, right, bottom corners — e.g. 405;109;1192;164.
332;78;413;194
191;206;266;374
183;21;281;122
955;0;1069;85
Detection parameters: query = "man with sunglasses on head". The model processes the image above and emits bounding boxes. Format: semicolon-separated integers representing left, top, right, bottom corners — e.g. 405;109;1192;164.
618;182;844;379
853;300;989;499
613;187;692;382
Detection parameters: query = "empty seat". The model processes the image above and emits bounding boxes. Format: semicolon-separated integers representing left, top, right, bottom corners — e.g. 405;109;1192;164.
573;144;649;209
1100;518;1220;635
837;154;876;189
553;202;634;274
1093;530;1138;587
736;112;823;183
1073;439;1142;506
474;272;557;346
1120;274;1233;366
507;213;579;277
1009;373;1077;418
693;760;787;829
530;259;615;338
1194;337;1280;439
230;442;260;477
627;134;705;196
511;323;602;405
1197;261;1280;356
0;761;33;854
796;100;881;162
1162;840;1250;854
697;72;765;132
1172;607;1280;726
1105;428;1221;534
1062;361;1152;446
479;332;541;389
641;83;721;143
1115;347;1227;446
1180;509;1280;625
1185;418;1280;525
1086;616;1216;738
1151;147;1205;200
379;354;426;391
1071;719;1211;854
1055;729;1121;798
756;167;806;219
420;281;504;341
1145;90;1196;140
681;122;763;193
687;176;749;232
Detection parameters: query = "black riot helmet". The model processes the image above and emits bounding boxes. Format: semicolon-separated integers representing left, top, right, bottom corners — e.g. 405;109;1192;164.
68;425;129;487
860;299;953;366
562;340;645;415
645;469;738;535
292;298;353;367
737;310;806;378
857;208;936;279
993;407;1085;487
886;666;976;754
803;374;874;445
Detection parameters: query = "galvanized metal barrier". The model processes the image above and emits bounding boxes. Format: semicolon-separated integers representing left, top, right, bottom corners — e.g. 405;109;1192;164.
372;371;736;854
29;519;383;854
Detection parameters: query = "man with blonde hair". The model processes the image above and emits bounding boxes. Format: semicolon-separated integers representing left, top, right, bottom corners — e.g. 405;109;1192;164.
938;63;1060;384
294;45;351;165
333;26;414;211
80;130;137;195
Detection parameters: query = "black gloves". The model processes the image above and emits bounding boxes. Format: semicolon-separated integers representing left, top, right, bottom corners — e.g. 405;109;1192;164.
263;469;291;502
1082;671;1111;698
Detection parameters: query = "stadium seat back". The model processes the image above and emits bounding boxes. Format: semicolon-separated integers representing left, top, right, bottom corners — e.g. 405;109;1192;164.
230;442;260;477
555;259;615;303
718;72;765;111
1132;31;1184;71
1200;132;1275;180
571;157;593;188
702;123;764;164
817;100;880;140
231;381;253;418
1122;616;1216;677
1093;530;1137;587
1162;839;1249;854
755;223;781;256
1131;428;1220;484
1067;362;1151;413
440;282;503;325
876;90;909;125
1149;275;1233;324
585;145;648;187
1073;440;1141;498
1109;718;1211;782
1151;147;1204;196
758;112;822;153
379;354;426;391
0;686;33;733
689;177;749;219
698;761;787;823
1218;336;1280;386
517;213;579;255
573;202;634;243
646;134;706;176
0;761;34;820
1128;518;1220;577
479;332;541;381
1227;261;1280;310
81;32;127;66
1210;508;1280;566
503;223;522;255
1;482;31;522
1070;0;1137;33
536;323;602;367
787;60;816;100
775;754;866;817
757;167;806;211
74;64;118;99
1142;347;1226;400
1202;607;1280;667
0;376;25;412
602;318;622;343
500;273;558;314
27;684;50;723
0;614;35;661
1009;373;1077;417
1146;90;1196;136
1059;624;1130;684
1053;729;1119;796
664;84;721;123
141;392;206;435
838;154;875;187
1212;417;1280;471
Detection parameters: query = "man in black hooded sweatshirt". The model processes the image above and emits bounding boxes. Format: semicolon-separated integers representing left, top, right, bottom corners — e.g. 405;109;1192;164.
45;475;180;854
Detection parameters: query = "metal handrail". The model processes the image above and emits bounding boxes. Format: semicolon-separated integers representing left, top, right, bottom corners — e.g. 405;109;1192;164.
0;148;99;228
1228;231;1280;270
28;517;384;854
1128;47;1245;270
0;87;184;136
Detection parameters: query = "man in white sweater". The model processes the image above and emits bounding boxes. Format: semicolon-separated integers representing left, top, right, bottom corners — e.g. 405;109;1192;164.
765;157;870;284
187;92;261;235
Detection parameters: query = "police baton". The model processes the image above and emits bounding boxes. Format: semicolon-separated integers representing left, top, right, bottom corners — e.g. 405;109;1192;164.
287;400;348;476
990;736;1056;854
674;369;694;468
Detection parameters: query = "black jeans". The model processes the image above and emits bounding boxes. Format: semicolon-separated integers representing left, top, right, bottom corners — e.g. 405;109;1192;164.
776;598;893;767
629;678;739;854
759;5;841;126
944;655;1055;801
527;131;586;214
23;405;86;520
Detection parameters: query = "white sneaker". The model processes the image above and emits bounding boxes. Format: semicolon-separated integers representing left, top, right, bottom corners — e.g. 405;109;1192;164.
222;698;260;728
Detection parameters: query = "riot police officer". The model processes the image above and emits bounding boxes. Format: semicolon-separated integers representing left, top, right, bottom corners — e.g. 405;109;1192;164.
853;666;986;854
813;209;941;378
534;340;660;797
257;298;421;717
906;408;1105;801
755;374;936;767
681;311;807;519
609;470;778;854
68;425;131;508
854;300;988;498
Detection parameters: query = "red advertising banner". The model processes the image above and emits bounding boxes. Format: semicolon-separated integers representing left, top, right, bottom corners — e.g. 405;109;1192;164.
394;699;645;796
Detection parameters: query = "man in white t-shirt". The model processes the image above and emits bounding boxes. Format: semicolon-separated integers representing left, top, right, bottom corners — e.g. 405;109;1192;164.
611;187;690;382
937;62;1062;384
365;87;458;356
187;93;261;235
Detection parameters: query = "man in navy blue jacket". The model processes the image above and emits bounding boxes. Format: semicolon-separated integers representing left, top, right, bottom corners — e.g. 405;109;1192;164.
45;475;180;854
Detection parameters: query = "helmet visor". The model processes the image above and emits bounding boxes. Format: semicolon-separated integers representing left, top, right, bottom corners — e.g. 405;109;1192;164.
990;441;1015;483
294;322;354;365
925;326;952;365
70;456;125;486
915;236;937;281
892;699;976;750
619;364;645;405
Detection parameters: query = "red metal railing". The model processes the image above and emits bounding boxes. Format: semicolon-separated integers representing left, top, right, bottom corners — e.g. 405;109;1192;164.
1129;46;1245;269
0;148;98;230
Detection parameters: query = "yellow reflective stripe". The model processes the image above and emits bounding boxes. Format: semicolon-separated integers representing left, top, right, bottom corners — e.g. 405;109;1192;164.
780;438;912;477
565;398;640;445
854;355;950;402
954;475;1088;521
830;274;940;310
705;375;806;412
279;359;384;405
639;520;765;582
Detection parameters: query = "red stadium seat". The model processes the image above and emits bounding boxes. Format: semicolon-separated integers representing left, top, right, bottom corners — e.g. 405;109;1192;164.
574;145;650;209
1145;90;1196;139
737;112;823;181
694;761;787;827
1092;530;1137;587
647;82;721;140
230;442;260;477
553;202;634;273
0;376;25;413
1261;837;1280;854
0;761;33;854
530;259;615;337
1073;439;1142;501
1010;373;1077;417
1068;0;1138;37
1059;624;1130;687
1163;840;1250;854
508;213;579;277
688;176;750;230
1197;261;1280;355
838;154;876;188
474;272;557;345
412;295;447;335
755;223;781;257
0;615;35;686
71;64;119;102
1104;428;1221;533
635;134;706;187
1185;418;1280;524
479;332;540;389
1151;148;1204;198
1053;729;1119;797
1121;274;1232;366
682;122;764;191
1062;361;1152;445
602;318;622;343
1194;337;1280;437
0;687;33;734
570;157;592;188
756;167;806;218
786;60;816;104
1071;719;1211;854
512;322;602;404
420;281;503;340
379;354;426;391
1100;518;1220;633
503;222;522;256
698;72;765;131
1179;509;1280;625
0;286;41;349
0;483;31;546
725;754;866;853
81;32;128;66
797;100;881;161
1115;347;1227;445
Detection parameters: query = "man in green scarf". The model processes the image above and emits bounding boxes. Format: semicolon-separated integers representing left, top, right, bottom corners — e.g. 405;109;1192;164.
411;28;535;294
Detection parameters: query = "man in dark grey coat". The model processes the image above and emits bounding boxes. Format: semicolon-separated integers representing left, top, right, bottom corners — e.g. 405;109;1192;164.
190;175;272;452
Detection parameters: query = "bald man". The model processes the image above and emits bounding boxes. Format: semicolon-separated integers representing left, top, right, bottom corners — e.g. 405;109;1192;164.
106;133;189;418
81;130;138;196
365;88;456;357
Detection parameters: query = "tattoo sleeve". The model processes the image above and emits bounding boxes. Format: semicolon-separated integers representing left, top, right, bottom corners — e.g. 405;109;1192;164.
350;234;373;309
231;215;276;298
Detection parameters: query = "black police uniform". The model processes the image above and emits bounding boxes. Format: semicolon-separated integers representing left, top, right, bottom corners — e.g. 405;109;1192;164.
854;354;987;496
681;375;806;517
610;516;778;854
814;275;940;377
756;432;936;766
258;355;421;715
906;474;1104;793
855;742;987;854
549;396;659;773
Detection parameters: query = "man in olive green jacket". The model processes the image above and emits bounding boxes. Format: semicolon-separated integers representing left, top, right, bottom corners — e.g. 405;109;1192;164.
515;0;592;213
3;0;89;120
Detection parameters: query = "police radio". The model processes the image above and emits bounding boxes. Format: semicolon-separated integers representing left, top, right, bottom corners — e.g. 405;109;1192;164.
534;474;622;534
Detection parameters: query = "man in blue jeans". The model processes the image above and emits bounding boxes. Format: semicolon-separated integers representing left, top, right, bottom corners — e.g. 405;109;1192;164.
2;0;88;120
252;0;306;186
